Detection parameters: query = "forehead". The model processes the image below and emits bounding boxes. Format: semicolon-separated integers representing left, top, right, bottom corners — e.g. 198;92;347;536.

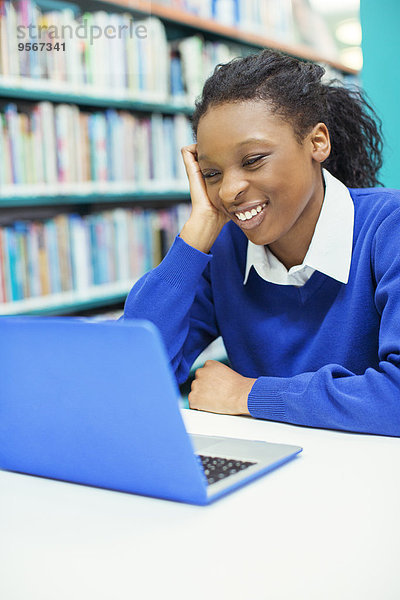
196;101;295;160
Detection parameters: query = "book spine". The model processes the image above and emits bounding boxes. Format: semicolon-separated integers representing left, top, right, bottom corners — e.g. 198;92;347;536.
95;215;107;284
4;103;22;184
0;225;7;302
1;227;12;301
27;221;41;297
0;110;6;185
5;0;19;76
13;221;29;299
55;104;69;183
31;106;44;184
113;208;129;281
88;214;99;285
54;214;73;292
4;226;20;300
0;0;10;77
39;102;58;185
43;219;60;294
127;208;139;279
37;221;51;296
69;213;91;291
79;112;91;183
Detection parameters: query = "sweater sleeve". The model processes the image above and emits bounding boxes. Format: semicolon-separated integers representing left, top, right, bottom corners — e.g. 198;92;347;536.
122;235;219;384
248;209;400;437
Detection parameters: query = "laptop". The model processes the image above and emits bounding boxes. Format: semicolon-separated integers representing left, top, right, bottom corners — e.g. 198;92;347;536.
0;316;302;505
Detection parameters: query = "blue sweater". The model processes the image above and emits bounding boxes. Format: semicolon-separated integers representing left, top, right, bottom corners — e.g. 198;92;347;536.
123;187;400;437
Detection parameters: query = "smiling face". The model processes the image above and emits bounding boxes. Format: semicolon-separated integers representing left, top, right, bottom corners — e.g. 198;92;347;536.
196;100;330;268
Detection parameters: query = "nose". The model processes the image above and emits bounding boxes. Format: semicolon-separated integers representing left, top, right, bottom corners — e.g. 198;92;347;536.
218;170;248;209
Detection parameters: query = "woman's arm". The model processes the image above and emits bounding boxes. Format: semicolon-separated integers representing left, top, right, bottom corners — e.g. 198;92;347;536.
248;208;400;436
122;144;228;383
247;362;400;436
188;345;400;437
123;235;218;384
189;208;400;437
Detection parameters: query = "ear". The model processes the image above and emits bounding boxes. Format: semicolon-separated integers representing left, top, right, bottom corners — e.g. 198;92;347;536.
310;122;331;163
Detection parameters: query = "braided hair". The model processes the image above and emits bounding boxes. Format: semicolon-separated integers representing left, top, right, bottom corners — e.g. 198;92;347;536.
191;49;383;188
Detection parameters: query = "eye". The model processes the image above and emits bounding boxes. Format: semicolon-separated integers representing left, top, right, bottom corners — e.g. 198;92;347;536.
243;156;264;167
202;171;219;179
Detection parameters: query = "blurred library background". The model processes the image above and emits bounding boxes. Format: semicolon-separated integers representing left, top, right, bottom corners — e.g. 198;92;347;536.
0;0;398;376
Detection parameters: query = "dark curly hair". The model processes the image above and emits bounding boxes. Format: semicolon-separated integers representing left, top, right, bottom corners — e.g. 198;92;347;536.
191;49;383;188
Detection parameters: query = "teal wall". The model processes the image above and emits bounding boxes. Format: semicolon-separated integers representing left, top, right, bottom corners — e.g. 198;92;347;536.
360;0;400;188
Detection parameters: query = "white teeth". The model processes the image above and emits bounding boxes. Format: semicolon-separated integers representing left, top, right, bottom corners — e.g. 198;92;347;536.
235;203;266;221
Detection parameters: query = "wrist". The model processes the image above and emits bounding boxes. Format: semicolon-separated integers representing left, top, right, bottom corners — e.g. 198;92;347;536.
180;216;223;254
238;378;256;415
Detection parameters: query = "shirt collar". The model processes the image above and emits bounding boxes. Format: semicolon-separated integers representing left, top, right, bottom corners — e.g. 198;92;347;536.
243;168;354;285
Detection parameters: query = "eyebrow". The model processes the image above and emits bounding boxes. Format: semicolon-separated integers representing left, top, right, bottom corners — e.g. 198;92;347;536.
197;137;271;162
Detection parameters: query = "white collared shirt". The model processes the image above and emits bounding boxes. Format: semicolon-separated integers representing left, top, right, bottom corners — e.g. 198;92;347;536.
243;168;354;287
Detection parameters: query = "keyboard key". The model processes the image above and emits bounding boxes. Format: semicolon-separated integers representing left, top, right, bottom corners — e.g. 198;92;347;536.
196;455;257;486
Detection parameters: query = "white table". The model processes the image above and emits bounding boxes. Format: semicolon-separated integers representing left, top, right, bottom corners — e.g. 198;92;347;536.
1;409;399;600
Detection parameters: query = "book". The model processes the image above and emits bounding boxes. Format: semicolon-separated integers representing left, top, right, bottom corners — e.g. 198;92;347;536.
3;226;20;300
69;213;91;291
14;220;30;298
37;221;51;296
54;214;73;292
4;103;22;184
1;227;13;301
26;221;41;297
0;1;8;77
39;101;57;185
0;226;7;301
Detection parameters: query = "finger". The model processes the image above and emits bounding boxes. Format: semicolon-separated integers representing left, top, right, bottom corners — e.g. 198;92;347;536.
180;144;198;168
181;143;197;158
203;359;216;368
180;146;206;189
188;390;199;410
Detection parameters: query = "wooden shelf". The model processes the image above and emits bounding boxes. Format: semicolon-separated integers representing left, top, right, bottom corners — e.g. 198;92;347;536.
96;0;358;75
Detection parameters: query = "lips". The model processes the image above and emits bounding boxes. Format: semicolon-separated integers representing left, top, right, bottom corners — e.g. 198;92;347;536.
230;201;269;230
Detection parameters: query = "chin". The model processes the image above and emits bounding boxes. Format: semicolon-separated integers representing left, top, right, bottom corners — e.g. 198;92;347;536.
245;229;275;246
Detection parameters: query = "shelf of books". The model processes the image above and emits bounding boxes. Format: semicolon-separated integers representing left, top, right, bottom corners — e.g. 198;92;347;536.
0;203;191;313
109;0;359;75
0;0;359;315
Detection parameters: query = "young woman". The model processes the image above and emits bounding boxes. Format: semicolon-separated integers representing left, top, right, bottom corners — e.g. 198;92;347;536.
122;49;400;437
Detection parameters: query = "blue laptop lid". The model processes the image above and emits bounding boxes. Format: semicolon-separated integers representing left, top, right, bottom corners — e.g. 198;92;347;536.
0;317;208;505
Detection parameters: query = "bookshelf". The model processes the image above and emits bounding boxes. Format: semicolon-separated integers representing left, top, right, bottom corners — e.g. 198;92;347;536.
102;0;358;75
0;0;359;316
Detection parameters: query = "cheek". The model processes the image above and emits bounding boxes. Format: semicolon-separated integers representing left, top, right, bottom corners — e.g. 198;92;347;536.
271;192;308;225
205;183;221;207
270;168;311;211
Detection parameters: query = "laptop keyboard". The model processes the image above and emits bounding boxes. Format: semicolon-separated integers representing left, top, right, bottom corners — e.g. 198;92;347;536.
197;454;256;486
